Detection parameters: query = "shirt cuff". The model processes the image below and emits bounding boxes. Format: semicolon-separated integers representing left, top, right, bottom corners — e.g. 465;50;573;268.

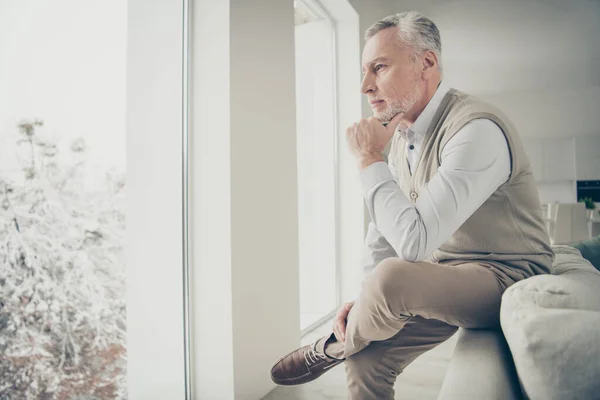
360;161;395;196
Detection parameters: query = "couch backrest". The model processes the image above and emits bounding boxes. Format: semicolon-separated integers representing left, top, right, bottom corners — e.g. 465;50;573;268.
568;235;600;271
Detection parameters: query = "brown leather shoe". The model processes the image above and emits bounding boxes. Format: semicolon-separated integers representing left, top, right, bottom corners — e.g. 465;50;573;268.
270;336;344;386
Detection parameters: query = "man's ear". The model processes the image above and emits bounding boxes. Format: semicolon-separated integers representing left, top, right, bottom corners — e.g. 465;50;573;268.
421;50;438;78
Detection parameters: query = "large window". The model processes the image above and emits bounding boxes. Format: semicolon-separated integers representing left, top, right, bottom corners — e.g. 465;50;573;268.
294;0;339;333
0;1;189;398
0;2;128;398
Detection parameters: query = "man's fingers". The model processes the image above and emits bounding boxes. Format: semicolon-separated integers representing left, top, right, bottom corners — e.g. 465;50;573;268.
333;325;342;342
389;111;405;125
385;111;406;135
332;302;354;342
335;321;346;342
342;303;353;317
341;303;354;340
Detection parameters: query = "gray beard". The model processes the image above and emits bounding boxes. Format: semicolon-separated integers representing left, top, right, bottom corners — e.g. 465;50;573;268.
377;87;421;123
376;105;405;123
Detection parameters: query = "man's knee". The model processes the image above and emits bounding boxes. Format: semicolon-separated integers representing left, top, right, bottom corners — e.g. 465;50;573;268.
364;257;417;301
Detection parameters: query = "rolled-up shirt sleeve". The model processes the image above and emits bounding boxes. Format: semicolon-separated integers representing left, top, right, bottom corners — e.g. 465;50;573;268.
359;118;511;268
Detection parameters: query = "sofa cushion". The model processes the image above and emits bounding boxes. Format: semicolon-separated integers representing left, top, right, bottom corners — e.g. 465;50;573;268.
500;245;600;400
569;235;600;271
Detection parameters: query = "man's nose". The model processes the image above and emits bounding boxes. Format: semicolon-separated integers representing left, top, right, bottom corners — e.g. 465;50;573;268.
361;74;376;94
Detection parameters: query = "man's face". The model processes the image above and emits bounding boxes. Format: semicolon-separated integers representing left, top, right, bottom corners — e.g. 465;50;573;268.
361;27;423;123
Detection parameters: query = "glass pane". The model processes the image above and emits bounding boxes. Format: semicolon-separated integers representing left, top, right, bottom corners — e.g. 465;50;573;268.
0;1;128;398
294;0;338;332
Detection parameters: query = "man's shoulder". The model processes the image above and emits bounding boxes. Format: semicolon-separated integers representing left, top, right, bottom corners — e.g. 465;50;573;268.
445;88;496;111
440;89;506;130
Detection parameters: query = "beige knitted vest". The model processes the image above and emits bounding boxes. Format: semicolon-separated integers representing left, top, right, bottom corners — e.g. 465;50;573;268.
388;88;554;280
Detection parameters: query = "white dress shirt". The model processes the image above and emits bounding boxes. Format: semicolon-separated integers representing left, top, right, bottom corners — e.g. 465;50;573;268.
360;81;511;279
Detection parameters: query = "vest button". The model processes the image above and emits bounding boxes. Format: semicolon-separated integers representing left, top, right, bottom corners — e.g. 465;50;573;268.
410;191;418;199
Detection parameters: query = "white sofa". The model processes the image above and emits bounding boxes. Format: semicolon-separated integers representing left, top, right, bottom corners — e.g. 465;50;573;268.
438;244;600;400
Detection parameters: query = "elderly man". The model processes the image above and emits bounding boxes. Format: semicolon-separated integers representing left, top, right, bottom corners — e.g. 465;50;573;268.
270;11;553;399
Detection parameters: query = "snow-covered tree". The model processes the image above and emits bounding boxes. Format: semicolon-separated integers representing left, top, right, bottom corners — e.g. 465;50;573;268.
0;119;127;399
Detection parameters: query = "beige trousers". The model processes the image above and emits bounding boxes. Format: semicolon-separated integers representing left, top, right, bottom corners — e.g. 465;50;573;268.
321;257;520;400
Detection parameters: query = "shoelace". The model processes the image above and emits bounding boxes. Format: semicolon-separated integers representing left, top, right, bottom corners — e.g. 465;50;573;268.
303;345;328;366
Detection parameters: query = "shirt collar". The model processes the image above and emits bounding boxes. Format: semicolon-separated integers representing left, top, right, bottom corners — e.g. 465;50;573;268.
398;80;450;142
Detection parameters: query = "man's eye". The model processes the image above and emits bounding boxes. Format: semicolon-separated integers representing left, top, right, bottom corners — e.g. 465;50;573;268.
374;64;385;72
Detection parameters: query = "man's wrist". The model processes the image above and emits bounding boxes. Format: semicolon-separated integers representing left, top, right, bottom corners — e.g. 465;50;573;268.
358;153;385;170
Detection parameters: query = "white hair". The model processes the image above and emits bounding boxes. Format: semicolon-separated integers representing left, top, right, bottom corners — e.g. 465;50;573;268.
365;11;443;74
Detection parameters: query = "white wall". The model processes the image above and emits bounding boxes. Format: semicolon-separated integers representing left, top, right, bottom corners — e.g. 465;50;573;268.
229;0;299;398
191;0;301;398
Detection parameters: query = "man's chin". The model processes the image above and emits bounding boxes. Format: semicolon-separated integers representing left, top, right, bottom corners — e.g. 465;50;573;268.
373;113;395;125
373;112;389;123
377;110;406;124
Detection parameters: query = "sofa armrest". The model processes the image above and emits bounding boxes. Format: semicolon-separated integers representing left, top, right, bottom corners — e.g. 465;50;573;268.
437;328;524;400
